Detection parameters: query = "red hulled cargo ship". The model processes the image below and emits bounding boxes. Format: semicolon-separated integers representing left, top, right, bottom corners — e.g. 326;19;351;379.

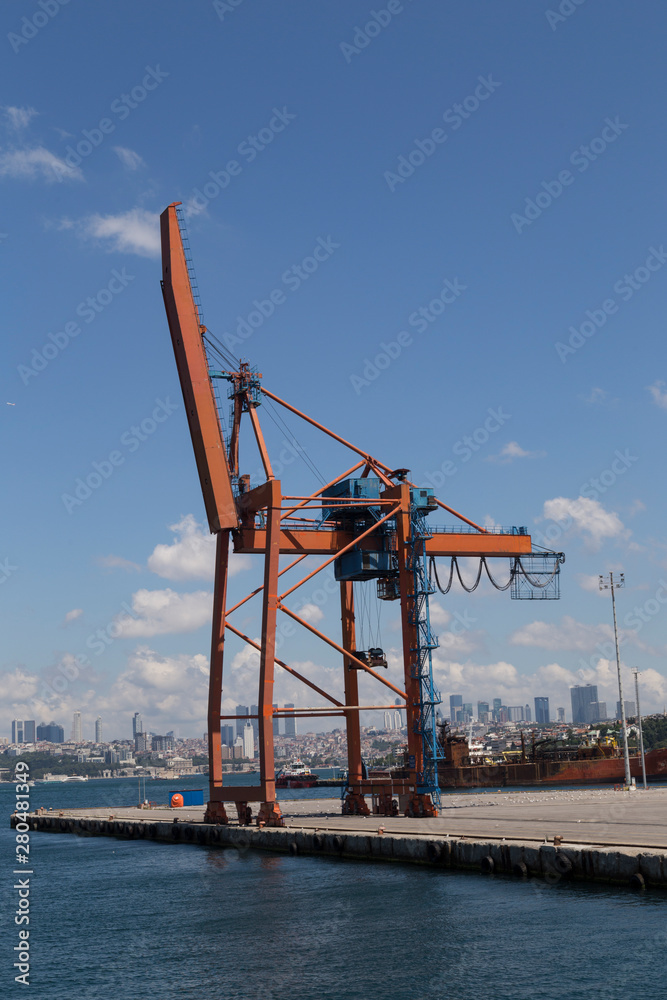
434;729;667;787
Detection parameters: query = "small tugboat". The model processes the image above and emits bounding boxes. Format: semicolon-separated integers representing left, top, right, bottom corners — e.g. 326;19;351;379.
276;759;318;788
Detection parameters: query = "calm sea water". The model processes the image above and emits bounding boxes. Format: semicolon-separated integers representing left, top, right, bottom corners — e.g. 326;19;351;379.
2;778;666;1000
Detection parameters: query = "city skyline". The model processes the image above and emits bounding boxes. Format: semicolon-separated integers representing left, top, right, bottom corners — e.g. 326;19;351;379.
8;682;640;747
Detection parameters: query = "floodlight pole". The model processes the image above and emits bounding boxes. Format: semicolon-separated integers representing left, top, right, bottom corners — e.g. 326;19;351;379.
633;668;648;790
599;572;632;788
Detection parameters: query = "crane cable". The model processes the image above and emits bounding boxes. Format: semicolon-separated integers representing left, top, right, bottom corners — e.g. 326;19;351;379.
202;330;239;371
429;555;560;594
200;333;327;488
262;397;327;487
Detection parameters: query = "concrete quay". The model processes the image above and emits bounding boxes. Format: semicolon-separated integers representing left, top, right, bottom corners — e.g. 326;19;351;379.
16;786;667;890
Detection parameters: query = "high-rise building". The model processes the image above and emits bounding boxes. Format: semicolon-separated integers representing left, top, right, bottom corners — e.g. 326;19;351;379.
590;701;607;723
36;721;64;742
12;720;36;743
250;704;259;742
393;710;402;729
235;705;249;738
534;697;550;725
449;695;463;721
95;717;103;742
221;725;235;747
492;698;502;721
616;700;636;719
132;712;143;738
71;712;82;742
508;706;524;722
383;712;393;730
243;722;255;759
477;701;490;719
152;735;173;752
134;732;150;753
273;704;279;737
557;707;565;723
284;704;296;737
570;684;599;725
524;705;532;723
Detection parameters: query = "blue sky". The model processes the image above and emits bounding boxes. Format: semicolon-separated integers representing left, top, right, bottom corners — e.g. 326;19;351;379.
2;0;667;740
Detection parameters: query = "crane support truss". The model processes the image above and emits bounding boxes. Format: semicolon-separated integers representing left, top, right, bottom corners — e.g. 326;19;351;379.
159;203;563;824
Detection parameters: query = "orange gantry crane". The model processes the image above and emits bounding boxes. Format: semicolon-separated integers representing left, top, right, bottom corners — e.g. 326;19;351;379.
160;203;563;827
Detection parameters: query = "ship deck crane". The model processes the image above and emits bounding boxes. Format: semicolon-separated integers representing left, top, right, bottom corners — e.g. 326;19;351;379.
160;203;564;826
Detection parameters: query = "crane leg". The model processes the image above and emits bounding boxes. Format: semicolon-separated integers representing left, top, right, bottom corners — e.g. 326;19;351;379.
204;530;230;826
405;794;438;818
257;801;284;827
340;582;370;817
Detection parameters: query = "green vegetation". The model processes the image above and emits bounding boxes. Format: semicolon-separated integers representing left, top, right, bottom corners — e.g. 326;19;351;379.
638;715;667;751
0;751;120;780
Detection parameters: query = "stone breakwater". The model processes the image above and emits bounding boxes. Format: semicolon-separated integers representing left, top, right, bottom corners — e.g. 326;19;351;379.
13;809;667;890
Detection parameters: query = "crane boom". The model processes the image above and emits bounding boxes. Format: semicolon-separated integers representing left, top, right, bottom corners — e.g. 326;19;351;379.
160;203;237;531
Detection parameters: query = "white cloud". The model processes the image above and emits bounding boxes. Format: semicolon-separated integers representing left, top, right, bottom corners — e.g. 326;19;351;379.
429;602;451;626
437;629;486;657
577;574;605;594
648;380;667;410
430;653;667;721
97;554;141;572
542;496;626;548
147;515;251;581
64;608;83;624
113;146;145;170
114;588;212;637
509;613;660;657
98;647;210;729
147;515;214;580
68;207;160;257
510;615;614;652
487;441;545;464
295;603;324;624
183;196;208;219
220;644;343;716
0;146;82;183
435;657;522;700
0;652;210;740
3;106;38;130
0;667;39;705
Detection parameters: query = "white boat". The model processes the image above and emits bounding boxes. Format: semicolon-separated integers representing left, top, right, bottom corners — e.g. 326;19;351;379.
276;759;318;787
40;774;89;782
